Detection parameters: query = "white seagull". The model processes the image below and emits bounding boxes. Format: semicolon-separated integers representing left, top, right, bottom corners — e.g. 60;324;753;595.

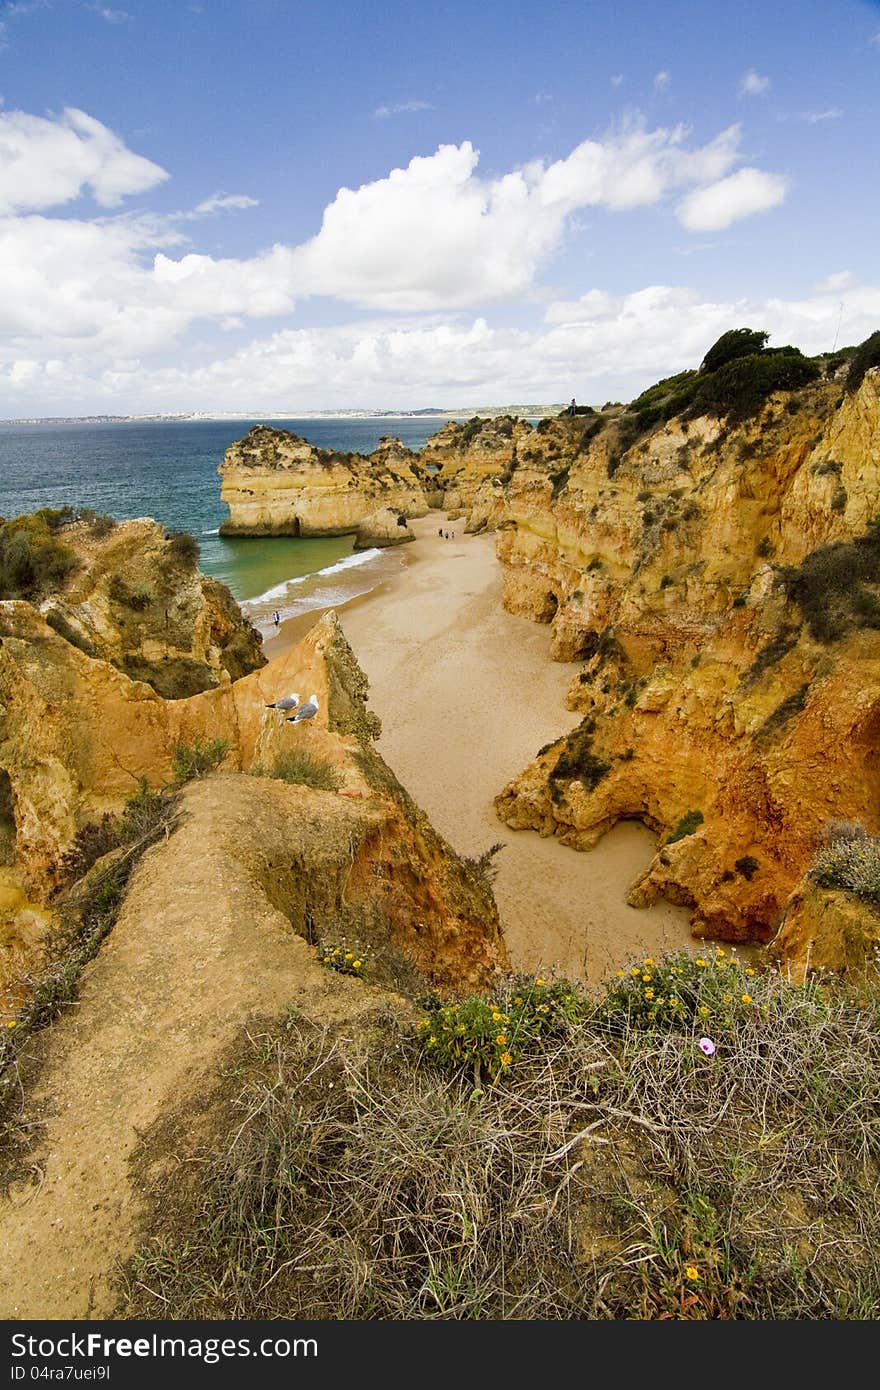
287;693;319;724
265;692;299;713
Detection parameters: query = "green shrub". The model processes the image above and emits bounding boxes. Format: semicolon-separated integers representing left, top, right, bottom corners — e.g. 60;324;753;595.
549;721;611;797
164;530;201;568
171;738;229;782
699;328;769;374
598;946;761;1034
735;855;760;881
844;329;880;395
416;973;589;1081
780;526;880;642
810;834;880;906
108;574;152;610
666;809;704;844
252;749;341;791
689;349;820;424
0;512;80;600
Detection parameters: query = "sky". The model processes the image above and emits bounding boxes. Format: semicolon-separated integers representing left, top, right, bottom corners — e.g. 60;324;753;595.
0;0;878;416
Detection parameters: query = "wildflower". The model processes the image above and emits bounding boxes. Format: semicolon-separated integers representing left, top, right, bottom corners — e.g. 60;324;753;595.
500;1052;512;1066
745;967;756;976
630;968;640;976
616;971;625;979
695;958;708;967
722;993;732;1003
536;977;546;986
537;1004;549;1014
496;1034;507;1046
6;1020;15;1030
715;947;726;956
417;1019;429;1031
514;996;523;1004
427;1036;436;1046
685;1266;700;1282
698;1005;710;1018
491;1011;503;1022
344;952;354;960
699;1037;716;1057
352;959;362;969
643;957;655;967
741;993;752;1005
644;989;655;1000
642;973;652;982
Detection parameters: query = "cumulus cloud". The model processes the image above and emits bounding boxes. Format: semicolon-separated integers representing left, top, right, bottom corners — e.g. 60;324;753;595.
190;192;259;216
740;69;770;96
0;107;168;213
676;167;787;231
815;270;856;293
7;280;880;415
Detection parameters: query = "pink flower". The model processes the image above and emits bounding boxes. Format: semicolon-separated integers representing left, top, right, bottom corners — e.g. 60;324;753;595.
699;1037;716;1057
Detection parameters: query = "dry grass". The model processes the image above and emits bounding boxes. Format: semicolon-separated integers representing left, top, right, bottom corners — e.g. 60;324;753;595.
118;958;880;1320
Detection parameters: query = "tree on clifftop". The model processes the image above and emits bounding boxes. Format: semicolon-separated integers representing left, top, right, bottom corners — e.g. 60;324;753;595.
700;327;770;374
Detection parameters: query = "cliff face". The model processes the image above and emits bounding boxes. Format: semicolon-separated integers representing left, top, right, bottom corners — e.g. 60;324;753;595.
482;372;880;946
0;600;505;1005
218;426;429;536
37;517;265;697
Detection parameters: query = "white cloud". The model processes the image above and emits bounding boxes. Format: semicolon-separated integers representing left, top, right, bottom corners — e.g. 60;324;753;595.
798;108;843;123
815;270;855;293
372;100;433;119
190;193;260;216
654;70;671;92
0;107;168;213
610;74;624;89
87;4;131;20
676;167;787;231
7;280;879;415
740;69;770;96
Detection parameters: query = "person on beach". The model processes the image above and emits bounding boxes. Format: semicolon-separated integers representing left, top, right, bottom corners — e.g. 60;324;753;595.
273;610;280;629
438;527;443;537
444;530;449;539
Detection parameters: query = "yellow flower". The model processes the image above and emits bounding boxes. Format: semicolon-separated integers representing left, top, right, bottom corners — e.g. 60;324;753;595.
491;1011;503;1022
496;1034;507;1046
630;968;640;976
644;989;655;1000
722;994;732;1003
643;957;655;967
344;951;354;960
417;1019;429;1030
500;1052;512;1066
616;971;625;979
427;1036;436;1046
685;1266;700;1282
537;1003;549;1013
352;960;362;969
514;996;523;1004
642;973;652;982
715;947;726;956
6;1020;15;1029
695;958;708;967
741;993;752;1005
698;1005;710;1018
745;967;756;976
536;977;546;986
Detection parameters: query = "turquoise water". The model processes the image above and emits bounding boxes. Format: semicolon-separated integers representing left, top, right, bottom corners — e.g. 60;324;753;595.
0;416;452;635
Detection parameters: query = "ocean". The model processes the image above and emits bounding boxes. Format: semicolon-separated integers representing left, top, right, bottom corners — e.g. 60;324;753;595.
0;416;454;638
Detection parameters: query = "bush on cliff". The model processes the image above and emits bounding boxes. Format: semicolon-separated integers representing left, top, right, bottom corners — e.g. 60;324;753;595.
845;329;880;395
688;347;820;424
0;512;80;600
699;327;769;374
779;524;880;643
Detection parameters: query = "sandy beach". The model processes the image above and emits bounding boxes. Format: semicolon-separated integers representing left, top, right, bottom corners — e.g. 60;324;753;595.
266;512;696;988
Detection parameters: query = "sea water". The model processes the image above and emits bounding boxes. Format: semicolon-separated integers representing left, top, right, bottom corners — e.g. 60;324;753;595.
0;416;452;637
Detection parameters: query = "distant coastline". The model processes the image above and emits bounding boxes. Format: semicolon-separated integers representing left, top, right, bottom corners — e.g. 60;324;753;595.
0;404;565;426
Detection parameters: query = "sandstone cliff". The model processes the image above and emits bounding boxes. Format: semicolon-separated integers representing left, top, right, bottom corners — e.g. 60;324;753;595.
218;426;430;537
0;595;505;1006
34;515;266;698
481;366;880;956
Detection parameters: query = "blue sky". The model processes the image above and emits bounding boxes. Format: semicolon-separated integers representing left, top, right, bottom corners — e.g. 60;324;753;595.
0;0;878;414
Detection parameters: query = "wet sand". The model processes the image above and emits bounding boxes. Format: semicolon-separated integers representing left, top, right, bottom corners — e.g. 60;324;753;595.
266;513;696;989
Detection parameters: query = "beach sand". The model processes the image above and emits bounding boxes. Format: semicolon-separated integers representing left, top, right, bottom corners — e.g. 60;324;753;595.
265;513;697;989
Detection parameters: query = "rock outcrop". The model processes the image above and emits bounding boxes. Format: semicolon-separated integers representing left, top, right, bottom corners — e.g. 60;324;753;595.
483;369;880;946
218;426;429;537
37;516;265;697
0;596;505;1004
353;506;415;550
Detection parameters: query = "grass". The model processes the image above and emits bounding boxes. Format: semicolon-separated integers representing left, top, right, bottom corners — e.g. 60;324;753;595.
251;749;341;792
665;810;704;845
117;954;880;1320
810;831;880;907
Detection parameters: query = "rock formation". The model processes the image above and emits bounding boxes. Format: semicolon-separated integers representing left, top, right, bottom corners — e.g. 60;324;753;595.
36;515;266;697
218;425;429;537
353;506;416;550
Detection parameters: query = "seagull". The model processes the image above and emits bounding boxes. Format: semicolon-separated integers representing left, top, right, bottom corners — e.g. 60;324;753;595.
287;693;319;724
265;692;299;713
